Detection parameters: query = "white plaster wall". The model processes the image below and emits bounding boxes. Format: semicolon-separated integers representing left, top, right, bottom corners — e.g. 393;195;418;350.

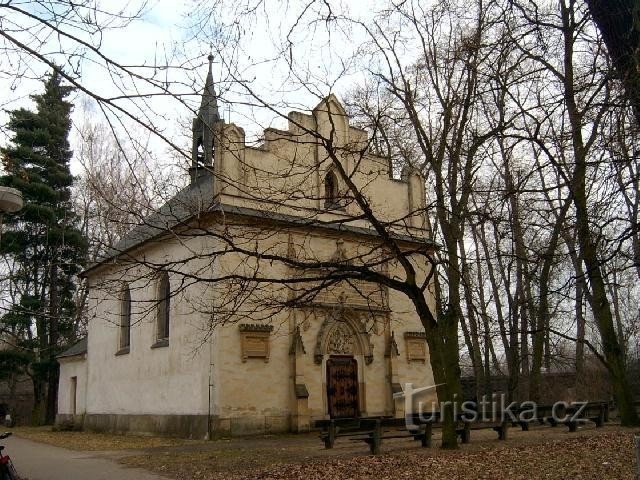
85;238;213;417
58;357;88;415
83;226;436;424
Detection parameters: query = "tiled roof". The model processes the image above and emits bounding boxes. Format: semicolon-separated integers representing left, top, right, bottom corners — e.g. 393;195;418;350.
82;170;436;275
57;337;87;359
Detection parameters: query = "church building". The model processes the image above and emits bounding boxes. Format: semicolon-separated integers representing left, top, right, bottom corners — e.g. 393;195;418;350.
56;56;438;438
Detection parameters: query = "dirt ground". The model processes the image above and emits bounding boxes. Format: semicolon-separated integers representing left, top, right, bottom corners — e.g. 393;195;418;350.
13;424;640;480
12;426;199;451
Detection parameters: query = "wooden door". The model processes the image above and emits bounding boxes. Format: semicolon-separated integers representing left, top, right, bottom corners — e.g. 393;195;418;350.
326;357;359;418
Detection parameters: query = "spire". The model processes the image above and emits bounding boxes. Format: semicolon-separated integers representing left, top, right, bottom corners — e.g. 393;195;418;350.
199;54;220;120
191;54;221;183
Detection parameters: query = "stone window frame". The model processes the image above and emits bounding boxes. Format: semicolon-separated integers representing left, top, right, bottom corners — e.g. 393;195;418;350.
116;283;131;355
239;324;274;362
324;169;344;210
152;271;171;348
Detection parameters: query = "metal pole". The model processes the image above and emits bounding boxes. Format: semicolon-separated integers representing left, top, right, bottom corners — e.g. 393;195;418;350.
635;434;640;480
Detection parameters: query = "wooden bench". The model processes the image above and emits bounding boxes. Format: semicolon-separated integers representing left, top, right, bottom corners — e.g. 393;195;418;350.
315;415;434;454
562;401;609;431
510;401;609;432
454;411;510;444
315;418;381;449
457;421;509;443
360;417;432;454
363;412;510;449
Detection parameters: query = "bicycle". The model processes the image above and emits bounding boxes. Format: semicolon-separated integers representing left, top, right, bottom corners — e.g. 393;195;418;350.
0;432;19;480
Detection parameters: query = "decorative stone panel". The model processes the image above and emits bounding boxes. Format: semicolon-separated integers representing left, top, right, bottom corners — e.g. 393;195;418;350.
404;331;427;363
239;324;274;362
314;311;374;365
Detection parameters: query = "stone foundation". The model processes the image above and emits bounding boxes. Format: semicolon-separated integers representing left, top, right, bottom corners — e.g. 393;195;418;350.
55;413;291;439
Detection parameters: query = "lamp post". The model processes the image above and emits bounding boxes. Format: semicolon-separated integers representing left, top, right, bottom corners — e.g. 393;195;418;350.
635;434;640;480
0;186;23;243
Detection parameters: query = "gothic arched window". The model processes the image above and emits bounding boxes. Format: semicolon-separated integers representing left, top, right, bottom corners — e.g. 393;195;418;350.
324;170;339;208
119;284;131;351
196;139;204;164
156;272;171;343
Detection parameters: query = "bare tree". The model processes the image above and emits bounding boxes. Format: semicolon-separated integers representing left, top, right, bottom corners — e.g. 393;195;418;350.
508;0;639;424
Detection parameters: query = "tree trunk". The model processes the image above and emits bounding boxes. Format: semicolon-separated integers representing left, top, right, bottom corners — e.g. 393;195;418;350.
561;0;639;426
424;311;463;450
531;197;570;402
584;0;640;127
563;232;588;396
459;236;484;399
491;222;519;401
46;259;59;424
409;287;462;450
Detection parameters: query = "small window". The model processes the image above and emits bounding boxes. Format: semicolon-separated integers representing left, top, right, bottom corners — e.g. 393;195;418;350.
324;170;339;208
155;271;171;344
118;284;131;352
196;138;204;164
70;376;77;415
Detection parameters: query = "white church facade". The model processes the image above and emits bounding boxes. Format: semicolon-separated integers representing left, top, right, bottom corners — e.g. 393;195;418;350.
56;57;438;438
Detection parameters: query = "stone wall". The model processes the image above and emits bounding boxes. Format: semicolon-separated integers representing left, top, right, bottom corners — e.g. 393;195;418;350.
0;375;33;425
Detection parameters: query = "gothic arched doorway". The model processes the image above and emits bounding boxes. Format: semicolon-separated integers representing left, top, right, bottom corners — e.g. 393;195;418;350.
326;356;359;418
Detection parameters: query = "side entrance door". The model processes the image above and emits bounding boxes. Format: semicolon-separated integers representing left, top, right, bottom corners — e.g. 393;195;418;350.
326;356;359;418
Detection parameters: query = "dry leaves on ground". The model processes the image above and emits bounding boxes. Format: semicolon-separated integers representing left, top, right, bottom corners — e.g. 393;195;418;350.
122;428;638;480
13;426;199;451
231;432;636;480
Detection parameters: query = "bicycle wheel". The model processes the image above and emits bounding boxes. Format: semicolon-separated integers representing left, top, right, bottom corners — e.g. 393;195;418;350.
3;461;18;480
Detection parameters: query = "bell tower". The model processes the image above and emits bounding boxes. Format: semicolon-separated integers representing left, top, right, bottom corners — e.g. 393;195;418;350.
190;54;221;183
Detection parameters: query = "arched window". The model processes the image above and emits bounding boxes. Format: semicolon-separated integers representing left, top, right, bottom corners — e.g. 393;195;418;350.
119;284;131;351
324;170;339;208
196;139;204;164
156;272;171;342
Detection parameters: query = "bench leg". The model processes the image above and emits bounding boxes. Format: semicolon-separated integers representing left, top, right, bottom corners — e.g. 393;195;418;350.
461;423;471;444
595;410;604;427
567;421;577;433
519;421;529;431
370;420;381;455
422;423;432;448
499;422;508;441
325;421;336;449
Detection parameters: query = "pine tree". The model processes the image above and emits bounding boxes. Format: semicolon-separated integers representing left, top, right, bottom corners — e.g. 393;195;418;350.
0;69;87;424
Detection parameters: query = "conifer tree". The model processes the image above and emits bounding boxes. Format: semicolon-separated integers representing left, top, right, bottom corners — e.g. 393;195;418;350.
0;69;86;424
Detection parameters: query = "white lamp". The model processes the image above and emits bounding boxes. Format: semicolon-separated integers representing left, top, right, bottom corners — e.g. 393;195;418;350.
0;187;23;243
0;187;23;213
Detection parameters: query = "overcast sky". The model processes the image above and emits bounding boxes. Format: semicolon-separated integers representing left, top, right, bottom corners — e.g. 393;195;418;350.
0;1;396;181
